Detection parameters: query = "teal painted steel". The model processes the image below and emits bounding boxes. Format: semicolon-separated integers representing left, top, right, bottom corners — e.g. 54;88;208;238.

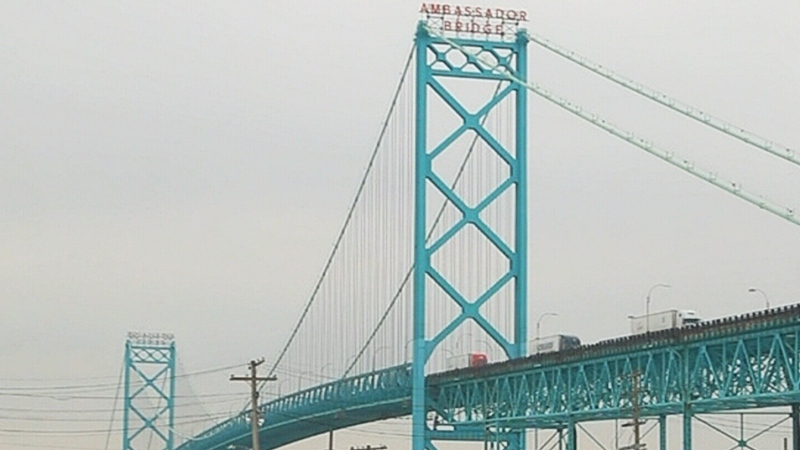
413;21;530;450
123;335;176;450
793;404;800;450
428;306;800;429
684;406;692;450
412;22;430;450
176;365;413;450
180;306;800;450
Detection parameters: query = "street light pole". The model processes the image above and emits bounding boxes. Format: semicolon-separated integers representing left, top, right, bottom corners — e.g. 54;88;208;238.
371;346;391;371
535;312;559;344
403;338;414;363
320;363;335;380
296;371;314;391
646;283;671;333
748;287;770;310
534;312;557;450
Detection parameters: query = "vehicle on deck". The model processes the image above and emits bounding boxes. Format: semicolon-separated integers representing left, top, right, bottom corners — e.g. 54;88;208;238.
629;309;702;334
445;352;488;370
529;334;582;355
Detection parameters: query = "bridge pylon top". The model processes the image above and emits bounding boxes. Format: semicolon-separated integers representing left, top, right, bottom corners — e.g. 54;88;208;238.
418;3;529;42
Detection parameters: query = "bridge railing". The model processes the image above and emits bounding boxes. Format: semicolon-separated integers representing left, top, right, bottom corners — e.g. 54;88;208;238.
262;363;412;416
186;364;412;445
428;304;800;427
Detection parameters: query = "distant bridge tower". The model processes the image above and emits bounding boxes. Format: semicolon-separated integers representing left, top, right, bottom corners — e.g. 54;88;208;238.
412;16;529;450
123;332;177;450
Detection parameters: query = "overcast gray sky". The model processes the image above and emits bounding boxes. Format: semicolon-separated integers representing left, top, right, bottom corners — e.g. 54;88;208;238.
1;1;799;449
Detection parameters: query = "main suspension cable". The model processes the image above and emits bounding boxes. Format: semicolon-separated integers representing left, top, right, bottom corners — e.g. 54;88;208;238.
527;32;799;168
427;26;799;228
265;43;416;381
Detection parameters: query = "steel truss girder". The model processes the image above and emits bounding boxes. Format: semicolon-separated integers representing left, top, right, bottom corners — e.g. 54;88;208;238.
429;321;800;428
177;365;413;450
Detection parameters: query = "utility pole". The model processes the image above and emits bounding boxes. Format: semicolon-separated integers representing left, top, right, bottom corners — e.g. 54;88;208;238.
620;370;646;450
230;358;277;450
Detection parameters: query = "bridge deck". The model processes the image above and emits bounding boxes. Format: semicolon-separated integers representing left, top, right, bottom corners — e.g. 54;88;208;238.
178;304;800;450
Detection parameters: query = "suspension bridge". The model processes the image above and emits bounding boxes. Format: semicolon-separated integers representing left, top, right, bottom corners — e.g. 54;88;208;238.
120;14;800;450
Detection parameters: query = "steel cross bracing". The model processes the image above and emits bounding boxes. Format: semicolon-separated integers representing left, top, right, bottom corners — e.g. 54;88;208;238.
412;22;528;450
176;305;800;450
427;304;800;449
123;335;177;450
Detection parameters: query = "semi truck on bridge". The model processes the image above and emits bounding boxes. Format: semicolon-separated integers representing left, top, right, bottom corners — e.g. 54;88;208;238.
629;309;703;334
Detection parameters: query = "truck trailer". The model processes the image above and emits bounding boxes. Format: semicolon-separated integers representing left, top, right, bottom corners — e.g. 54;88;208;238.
629;309;702;335
529;334;582;355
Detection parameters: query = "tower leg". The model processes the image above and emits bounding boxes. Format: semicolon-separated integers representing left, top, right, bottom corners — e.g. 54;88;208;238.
558;428;563;450
659;414;667;450
792;404;800;450
683;408;692;450
566;421;577;450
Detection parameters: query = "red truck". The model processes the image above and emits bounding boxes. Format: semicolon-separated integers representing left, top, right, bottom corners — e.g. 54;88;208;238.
445;352;488;370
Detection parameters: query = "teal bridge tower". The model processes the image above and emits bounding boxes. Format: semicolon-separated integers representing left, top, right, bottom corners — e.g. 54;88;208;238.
412;20;529;450
123;332;177;450
167;14;800;450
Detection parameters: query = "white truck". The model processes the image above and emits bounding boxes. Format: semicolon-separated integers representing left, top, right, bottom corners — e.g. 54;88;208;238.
529;334;582;355
445;352;488;370
629;309;702;335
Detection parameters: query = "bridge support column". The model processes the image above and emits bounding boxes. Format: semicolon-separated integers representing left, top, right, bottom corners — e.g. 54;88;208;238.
683;408;692;450
411;18;529;450
566;421;577;450
659;414;667;450
792;404;800;450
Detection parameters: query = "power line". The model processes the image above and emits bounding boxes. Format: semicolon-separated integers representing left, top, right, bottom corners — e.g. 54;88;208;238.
0;361;243;391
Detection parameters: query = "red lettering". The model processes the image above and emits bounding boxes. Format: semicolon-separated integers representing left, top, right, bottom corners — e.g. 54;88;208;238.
474;7;482;17
444;20;453;31
469;21;480;32
455;20;463;31
442;4;451;14
485;8;493;18
507;10;517;20
464;6;473;16
429;4;442;14
519;11;528;21
482;24;492;34
495;24;503;34
496;9;504;19
420;4;429;13
453;6;462;15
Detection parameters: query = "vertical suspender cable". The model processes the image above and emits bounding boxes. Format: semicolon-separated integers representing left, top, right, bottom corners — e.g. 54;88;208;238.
104;360;125;450
344;81;505;376
265;43;416;382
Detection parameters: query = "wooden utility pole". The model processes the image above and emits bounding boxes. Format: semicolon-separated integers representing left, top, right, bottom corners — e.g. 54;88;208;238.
632;370;642;448
620;370;646;450
230;358;277;450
